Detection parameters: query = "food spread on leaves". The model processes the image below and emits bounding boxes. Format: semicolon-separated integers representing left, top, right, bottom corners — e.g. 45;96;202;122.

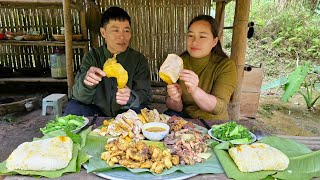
97;113;213;172
3;108;295;177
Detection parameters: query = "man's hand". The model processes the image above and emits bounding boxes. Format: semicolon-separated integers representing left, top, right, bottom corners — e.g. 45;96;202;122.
179;69;199;95
167;83;182;102
116;86;131;105
84;67;106;87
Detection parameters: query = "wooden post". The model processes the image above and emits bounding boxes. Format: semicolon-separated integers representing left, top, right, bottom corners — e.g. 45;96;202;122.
84;0;100;48
90;33;99;49
80;9;89;54
215;1;225;45
229;0;250;120
63;0;74;97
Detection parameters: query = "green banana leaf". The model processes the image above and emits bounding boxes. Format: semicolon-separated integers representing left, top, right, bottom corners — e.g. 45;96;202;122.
274;151;320;180
83;132;224;176
0;127;91;178
261;76;288;90
282;62;310;102
314;65;320;74
214;136;320;180
259;136;312;156
315;82;320;92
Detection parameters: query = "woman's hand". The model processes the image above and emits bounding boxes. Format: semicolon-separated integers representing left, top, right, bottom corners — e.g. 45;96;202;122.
167;83;182;102
116;86;131;105
84;66;106;87
179;69;199;95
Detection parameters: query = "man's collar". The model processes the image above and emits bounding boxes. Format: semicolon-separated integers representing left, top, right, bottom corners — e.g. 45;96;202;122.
102;44;129;60
103;44;112;58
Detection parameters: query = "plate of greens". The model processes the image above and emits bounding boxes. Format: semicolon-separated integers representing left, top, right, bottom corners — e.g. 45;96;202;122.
208;121;256;144
40;115;89;134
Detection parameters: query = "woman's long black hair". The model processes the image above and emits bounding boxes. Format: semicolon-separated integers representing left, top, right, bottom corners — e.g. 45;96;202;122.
183;15;228;59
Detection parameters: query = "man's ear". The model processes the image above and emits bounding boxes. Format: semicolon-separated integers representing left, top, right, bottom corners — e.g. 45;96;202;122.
100;27;106;38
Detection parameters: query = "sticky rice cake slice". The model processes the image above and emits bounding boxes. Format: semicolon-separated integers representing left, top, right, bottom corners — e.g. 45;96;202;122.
6;136;73;171
159;54;183;84
229;143;289;172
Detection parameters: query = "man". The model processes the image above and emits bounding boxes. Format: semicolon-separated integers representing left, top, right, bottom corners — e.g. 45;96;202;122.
64;6;152;116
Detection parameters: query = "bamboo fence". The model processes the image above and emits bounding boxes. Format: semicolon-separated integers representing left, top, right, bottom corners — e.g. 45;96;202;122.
0;1;84;76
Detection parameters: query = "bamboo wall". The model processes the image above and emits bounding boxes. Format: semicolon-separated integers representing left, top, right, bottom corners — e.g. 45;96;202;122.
0;4;83;75
95;0;211;81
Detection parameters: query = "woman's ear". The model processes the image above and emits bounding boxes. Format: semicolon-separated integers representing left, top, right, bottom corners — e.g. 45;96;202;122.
213;37;219;47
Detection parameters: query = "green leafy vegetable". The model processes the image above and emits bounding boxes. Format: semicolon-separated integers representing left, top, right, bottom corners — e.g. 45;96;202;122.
40;115;86;134
211;122;252;143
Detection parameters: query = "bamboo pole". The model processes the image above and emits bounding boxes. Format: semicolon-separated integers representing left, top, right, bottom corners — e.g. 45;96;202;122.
229;0;250;120
80;9;88;54
63;0;74;97
215;1;225;45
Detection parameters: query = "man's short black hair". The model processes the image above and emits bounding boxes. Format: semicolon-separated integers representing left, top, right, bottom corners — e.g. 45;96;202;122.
101;6;131;27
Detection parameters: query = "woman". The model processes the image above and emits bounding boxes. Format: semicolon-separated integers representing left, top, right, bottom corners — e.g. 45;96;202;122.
165;15;237;120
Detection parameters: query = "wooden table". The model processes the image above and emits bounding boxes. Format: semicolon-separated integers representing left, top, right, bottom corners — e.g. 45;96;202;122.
2;118;320;180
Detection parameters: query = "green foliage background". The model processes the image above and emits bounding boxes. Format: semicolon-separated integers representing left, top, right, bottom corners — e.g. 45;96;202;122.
218;0;320;81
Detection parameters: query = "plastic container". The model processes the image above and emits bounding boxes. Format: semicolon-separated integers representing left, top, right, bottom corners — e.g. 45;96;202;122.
0;33;5;40
60;27;65;35
0;29;4;39
50;48;67;78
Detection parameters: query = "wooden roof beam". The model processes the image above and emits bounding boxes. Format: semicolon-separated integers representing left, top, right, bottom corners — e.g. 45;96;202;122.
0;0;82;10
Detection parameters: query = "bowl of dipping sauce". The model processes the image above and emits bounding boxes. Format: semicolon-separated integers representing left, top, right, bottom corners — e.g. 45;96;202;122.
142;122;170;141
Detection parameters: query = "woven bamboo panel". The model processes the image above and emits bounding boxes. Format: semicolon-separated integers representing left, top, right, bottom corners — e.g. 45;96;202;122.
0;4;83;75
96;0;211;81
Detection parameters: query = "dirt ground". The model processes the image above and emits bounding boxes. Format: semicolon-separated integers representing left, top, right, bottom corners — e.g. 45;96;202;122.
257;94;320;136
1;92;319;162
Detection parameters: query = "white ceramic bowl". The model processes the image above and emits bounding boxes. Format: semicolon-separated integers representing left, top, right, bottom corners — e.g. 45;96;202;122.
142;122;170;141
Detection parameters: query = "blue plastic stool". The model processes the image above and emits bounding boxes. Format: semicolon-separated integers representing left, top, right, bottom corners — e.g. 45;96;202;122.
42;94;68;116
